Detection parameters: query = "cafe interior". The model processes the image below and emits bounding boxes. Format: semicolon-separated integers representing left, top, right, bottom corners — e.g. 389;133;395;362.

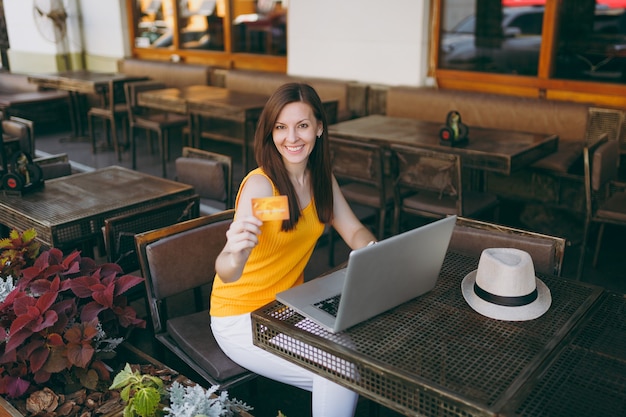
0;1;625;416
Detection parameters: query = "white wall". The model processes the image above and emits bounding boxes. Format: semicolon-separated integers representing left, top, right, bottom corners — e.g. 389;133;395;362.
5;0;430;86
288;0;430;86
6;0;129;73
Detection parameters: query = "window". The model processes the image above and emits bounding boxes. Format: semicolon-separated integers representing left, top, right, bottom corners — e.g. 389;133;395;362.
129;0;287;71
434;0;626;108
554;3;626;83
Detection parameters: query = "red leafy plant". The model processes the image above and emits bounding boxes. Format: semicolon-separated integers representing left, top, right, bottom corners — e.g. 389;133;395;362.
0;229;146;399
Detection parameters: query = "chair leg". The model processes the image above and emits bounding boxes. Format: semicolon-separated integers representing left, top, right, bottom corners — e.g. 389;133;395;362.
110;117;121;162
159;130;167;178
131;126;137;170
88;114;97;153
328;228;335;267
576;220;591;280
592;223;606;268
377;210;386;240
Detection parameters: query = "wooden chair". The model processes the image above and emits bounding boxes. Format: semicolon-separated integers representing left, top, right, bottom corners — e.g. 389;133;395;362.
34;153;72;180
88;78;146;161
1;118;33;168
175;146;233;215
327;137;393;266
104;194;200;274
577;135;626;279
134;210;256;390
391;144;499;234
125;80;189;178
449;217;566;276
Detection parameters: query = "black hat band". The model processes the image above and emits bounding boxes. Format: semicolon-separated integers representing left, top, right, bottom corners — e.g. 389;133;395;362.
474;282;538;307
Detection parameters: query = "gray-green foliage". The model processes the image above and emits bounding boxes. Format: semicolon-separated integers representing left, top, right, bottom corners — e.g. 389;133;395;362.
165;381;253;417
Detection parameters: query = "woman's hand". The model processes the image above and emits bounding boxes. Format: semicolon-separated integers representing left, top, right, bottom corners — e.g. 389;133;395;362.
225;215;263;255
216;215;263;282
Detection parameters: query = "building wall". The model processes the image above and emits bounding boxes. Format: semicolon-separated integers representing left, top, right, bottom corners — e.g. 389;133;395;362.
287;0;431;86
5;0;430;86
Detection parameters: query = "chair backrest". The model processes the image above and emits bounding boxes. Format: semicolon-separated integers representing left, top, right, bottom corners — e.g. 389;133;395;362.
2;118;33;159
391;144;463;213
104;194;200;273
134;209;234;333
330;137;385;189
176;146;233;209
34;153;72;180
583;134;619;217
449;217;566;276
124;80;167;121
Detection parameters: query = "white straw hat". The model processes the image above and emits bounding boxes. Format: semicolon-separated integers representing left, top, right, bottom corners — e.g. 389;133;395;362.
461;248;551;321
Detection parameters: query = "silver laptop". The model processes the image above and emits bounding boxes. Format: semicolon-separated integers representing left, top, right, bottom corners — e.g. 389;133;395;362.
276;215;457;333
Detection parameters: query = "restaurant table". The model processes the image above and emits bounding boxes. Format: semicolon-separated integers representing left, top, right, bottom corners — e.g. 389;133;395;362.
0;166;195;254
328;114;559;176
137;85;338;174
28;70;146;139
252;252;626;417
137;85;268;174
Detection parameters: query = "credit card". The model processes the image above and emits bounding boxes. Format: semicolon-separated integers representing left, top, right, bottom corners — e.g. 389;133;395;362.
252;195;290;221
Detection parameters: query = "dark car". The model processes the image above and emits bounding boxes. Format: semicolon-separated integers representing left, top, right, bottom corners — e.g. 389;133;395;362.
439;5;626;78
440;6;544;75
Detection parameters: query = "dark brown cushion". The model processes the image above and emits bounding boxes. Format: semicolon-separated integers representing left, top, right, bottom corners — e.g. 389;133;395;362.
531;141;584;173
166;310;249;381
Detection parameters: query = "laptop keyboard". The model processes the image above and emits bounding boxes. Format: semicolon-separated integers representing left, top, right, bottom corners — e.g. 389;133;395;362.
314;294;342;317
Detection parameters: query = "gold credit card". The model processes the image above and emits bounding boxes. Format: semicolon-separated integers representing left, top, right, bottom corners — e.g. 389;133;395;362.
252;196;290;221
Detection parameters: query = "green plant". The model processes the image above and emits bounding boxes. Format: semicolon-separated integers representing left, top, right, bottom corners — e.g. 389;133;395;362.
165;381;252;417
110;364;253;417
110;363;166;417
0;228;40;290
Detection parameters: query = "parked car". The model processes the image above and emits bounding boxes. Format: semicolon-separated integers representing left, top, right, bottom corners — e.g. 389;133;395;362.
440;6;543;75
439;5;626;79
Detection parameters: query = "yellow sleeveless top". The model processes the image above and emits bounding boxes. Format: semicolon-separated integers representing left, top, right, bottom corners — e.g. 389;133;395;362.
210;168;325;317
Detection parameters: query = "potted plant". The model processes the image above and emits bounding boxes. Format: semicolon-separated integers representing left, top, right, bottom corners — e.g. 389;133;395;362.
0;228;146;401
109;363;254;417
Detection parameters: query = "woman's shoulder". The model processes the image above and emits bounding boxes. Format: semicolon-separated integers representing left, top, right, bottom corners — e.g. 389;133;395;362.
239;168;275;196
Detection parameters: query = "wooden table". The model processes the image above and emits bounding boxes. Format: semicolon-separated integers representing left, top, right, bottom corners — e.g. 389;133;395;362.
28;70;146;139
252;252;626;417
328;115;559;175
0;166;195;253
137;85;339;174
137;85;268;174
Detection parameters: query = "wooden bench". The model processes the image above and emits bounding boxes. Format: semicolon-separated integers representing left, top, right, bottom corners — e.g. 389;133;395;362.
378;86;616;213
0;72;69;130
117;58;214;89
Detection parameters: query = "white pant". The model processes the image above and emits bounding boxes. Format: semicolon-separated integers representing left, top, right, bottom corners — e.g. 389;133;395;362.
211;313;358;417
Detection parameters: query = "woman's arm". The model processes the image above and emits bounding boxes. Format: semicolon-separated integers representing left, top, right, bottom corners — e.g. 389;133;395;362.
215;174;272;282
330;175;377;250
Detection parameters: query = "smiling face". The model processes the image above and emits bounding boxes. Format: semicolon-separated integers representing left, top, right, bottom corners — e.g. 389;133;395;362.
272;101;323;168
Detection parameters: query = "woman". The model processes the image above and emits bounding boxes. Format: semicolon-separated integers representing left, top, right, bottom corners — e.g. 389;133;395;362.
211;83;376;417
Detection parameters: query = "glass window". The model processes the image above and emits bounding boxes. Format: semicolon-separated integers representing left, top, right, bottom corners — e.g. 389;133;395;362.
134;0;174;48
132;0;287;56
231;0;287;55
554;0;626;83
178;0;225;51
439;1;542;76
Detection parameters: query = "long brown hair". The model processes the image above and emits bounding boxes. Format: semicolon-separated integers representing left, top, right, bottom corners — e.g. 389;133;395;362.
254;83;333;231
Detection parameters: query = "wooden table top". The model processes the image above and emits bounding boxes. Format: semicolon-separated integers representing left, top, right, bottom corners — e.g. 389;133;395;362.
137;85;269;122
329;115;559;175
0;166;194;248
28;70;141;94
